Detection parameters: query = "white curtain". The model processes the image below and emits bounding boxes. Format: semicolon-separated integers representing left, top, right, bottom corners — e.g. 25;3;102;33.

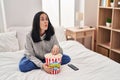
42;0;59;27
42;0;75;28
60;0;75;27
0;0;7;33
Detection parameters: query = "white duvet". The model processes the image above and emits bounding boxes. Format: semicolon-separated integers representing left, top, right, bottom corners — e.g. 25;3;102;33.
0;40;120;80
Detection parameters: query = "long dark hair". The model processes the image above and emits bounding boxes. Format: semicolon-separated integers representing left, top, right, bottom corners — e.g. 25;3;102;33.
31;11;55;42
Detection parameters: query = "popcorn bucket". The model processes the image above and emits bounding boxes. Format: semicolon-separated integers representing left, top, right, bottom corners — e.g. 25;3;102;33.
45;53;62;74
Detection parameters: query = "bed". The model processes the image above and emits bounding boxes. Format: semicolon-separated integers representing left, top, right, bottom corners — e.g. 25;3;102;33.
0;26;120;80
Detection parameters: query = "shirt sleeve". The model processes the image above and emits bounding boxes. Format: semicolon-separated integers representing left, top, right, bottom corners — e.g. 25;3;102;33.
52;34;63;54
24;33;43;68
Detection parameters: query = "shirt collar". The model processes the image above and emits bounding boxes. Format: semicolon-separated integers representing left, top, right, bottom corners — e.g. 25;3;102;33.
40;33;46;40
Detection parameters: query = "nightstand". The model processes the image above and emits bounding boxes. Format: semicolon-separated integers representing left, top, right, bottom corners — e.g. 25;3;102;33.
66;27;95;50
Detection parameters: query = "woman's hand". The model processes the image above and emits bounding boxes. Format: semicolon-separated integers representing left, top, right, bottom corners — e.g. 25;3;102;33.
51;45;59;55
42;63;53;74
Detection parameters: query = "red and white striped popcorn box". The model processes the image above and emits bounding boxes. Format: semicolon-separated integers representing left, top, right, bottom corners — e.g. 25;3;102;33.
45;53;62;74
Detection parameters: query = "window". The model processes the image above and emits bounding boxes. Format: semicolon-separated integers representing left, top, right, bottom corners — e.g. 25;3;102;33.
60;0;74;27
42;0;74;28
0;0;6;32
42;0;59;27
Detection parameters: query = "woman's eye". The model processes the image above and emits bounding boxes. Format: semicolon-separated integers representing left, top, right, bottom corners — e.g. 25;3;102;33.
46;18;48;21
40;18;48;21
40;18;44;21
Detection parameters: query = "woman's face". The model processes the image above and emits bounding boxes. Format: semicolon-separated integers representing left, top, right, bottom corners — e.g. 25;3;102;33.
40;13;48;32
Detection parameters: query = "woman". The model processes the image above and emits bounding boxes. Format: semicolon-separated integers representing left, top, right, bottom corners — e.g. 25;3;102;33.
19;11;71;73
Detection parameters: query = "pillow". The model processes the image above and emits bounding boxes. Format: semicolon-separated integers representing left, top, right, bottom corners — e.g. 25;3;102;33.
7;26;66;50
0;31;19;52
54;26;66;42
8;26;31;50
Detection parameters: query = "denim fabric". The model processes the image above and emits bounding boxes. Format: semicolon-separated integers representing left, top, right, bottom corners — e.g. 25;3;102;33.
19;54;71;72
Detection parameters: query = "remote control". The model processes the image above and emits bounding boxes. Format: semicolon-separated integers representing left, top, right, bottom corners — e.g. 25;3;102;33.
68;64;79;71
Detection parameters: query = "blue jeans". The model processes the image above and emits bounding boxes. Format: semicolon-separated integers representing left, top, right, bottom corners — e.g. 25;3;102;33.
19;54;71;72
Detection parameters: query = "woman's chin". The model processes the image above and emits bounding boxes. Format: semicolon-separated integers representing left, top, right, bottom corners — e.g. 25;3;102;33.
44;28;48;31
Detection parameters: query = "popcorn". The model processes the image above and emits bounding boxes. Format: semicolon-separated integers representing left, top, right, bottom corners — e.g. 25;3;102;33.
45;53;62;74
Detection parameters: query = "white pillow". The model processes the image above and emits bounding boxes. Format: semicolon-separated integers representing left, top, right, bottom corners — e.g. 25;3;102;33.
8;26;31;50
7;26;66;50
54;26;66;42
0;31;19;52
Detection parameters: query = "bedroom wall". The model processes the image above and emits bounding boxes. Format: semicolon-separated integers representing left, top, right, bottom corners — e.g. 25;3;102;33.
3;0;98;28
76;0;98;27
75;0;98;49
83;0;98;49
84;0;98;27
2;0;98;50
3;0;42;28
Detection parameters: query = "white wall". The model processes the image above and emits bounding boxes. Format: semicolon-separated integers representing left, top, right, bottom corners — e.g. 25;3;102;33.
84;0;98;27
75;0;98;27
2;0;98;28
4;0;42;28
75;0;98;49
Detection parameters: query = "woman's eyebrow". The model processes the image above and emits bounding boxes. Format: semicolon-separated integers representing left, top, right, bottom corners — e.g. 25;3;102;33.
40;17;44;18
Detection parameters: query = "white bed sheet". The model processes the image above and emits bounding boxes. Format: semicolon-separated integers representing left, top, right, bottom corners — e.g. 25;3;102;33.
0;40;120;80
